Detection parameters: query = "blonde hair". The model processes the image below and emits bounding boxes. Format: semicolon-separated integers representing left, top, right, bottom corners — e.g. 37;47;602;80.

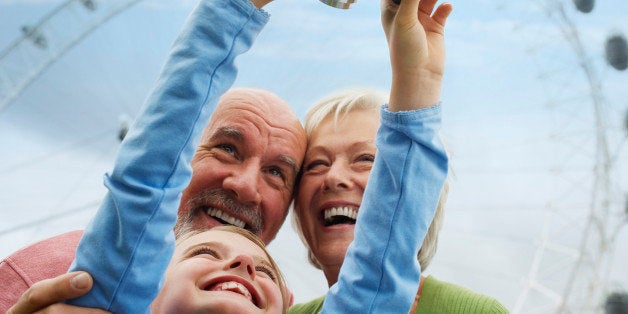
177;225;290;311
303;88;386;137
293;87;449;272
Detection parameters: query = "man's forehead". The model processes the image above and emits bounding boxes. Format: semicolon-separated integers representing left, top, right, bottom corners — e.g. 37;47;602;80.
208;123;298;147
207;89;306;160
217;101;298;130
207;109;304;150
217;88;289;117
220;125;299;165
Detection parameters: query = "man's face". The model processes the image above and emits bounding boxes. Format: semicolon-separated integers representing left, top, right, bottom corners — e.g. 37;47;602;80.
176;89;306;244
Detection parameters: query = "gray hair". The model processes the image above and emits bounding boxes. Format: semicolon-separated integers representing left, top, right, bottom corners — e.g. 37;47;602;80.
293;87;450;271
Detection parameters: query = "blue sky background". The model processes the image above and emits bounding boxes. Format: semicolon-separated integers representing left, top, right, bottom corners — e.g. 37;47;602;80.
1;0;627;312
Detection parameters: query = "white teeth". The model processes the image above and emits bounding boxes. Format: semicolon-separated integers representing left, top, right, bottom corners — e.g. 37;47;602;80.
324;206;358;220
210;281;252;301
206;208;246;228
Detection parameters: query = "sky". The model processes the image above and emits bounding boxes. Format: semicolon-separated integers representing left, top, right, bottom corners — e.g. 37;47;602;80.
1;0;627;312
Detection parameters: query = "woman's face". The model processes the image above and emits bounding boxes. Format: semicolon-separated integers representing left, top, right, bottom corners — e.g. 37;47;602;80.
151;230;284;314
295;108;379;279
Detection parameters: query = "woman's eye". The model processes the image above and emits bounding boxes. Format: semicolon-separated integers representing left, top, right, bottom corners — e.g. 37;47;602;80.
255;266;277;282
356;154;375;163
305;160;327;171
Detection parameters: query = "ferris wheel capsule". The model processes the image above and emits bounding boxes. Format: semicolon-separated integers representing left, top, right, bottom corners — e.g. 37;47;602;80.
605;33;628;71
573;0;594;13
605;291;628;313
79;0;97;11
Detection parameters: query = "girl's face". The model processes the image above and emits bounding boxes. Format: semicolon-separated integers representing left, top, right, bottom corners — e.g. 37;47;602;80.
151;230;284;314
295;108;379;280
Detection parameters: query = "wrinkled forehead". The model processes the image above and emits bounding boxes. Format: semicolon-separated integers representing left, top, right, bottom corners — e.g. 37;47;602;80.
205;89;306;156
219;88;299;124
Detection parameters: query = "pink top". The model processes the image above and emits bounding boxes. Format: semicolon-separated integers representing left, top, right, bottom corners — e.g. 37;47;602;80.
0;230;83;312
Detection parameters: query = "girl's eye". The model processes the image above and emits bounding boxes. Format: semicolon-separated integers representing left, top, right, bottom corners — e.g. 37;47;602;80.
255;265;277;282
190;247;220;259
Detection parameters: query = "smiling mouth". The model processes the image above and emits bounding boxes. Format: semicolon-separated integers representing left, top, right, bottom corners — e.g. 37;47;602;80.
321;206;358;227
205;281;261;308
205;208;249;230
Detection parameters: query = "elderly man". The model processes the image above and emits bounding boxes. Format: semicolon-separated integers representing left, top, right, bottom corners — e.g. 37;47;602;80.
0;0;306;312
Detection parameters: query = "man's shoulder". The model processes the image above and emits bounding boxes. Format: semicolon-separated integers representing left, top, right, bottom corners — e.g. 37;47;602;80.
1;229;83;283
0;230;83;312
418;275;510;313
288;295;326;314
3;230;83;275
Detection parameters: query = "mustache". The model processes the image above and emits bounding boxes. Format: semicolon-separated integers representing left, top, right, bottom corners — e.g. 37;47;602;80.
187;188;264;235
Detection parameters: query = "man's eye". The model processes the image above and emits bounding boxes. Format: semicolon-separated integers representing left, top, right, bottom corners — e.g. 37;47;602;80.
268;167;284;178
218;144;235;155
255;265;277;282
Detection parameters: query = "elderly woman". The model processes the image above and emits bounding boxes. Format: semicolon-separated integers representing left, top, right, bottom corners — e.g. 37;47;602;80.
289;0;509;313
290;88;507;313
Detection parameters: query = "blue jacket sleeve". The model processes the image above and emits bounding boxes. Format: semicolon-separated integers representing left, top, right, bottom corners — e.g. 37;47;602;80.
322;104;448;313
66;0;268;312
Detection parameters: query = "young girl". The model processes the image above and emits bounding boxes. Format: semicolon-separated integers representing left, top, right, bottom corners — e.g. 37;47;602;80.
151;225;288;313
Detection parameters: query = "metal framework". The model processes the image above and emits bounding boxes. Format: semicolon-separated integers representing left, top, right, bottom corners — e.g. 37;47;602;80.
0;0;143;114
511;1;626;313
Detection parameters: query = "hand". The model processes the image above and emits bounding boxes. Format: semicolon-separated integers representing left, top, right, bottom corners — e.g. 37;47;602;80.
7;271;107;314
381;0;453;111
250;0;272;9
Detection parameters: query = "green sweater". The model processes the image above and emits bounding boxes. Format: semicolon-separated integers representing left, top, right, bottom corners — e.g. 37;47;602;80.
288;276;509;313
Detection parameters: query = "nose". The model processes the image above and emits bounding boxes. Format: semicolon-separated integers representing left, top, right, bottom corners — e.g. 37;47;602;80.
223;161;262;206
228;254;256;279
323;161;353;191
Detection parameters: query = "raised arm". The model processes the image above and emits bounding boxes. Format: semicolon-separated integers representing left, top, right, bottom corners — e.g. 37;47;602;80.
321;0;452;312
383;0;452;111
8;0;270;313
66;0;270;312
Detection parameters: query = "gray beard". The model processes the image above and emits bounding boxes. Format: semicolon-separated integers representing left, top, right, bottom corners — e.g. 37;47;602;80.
174;188;263;238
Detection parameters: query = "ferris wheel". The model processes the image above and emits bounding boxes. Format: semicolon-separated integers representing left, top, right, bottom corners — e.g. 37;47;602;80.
493;0;628;312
